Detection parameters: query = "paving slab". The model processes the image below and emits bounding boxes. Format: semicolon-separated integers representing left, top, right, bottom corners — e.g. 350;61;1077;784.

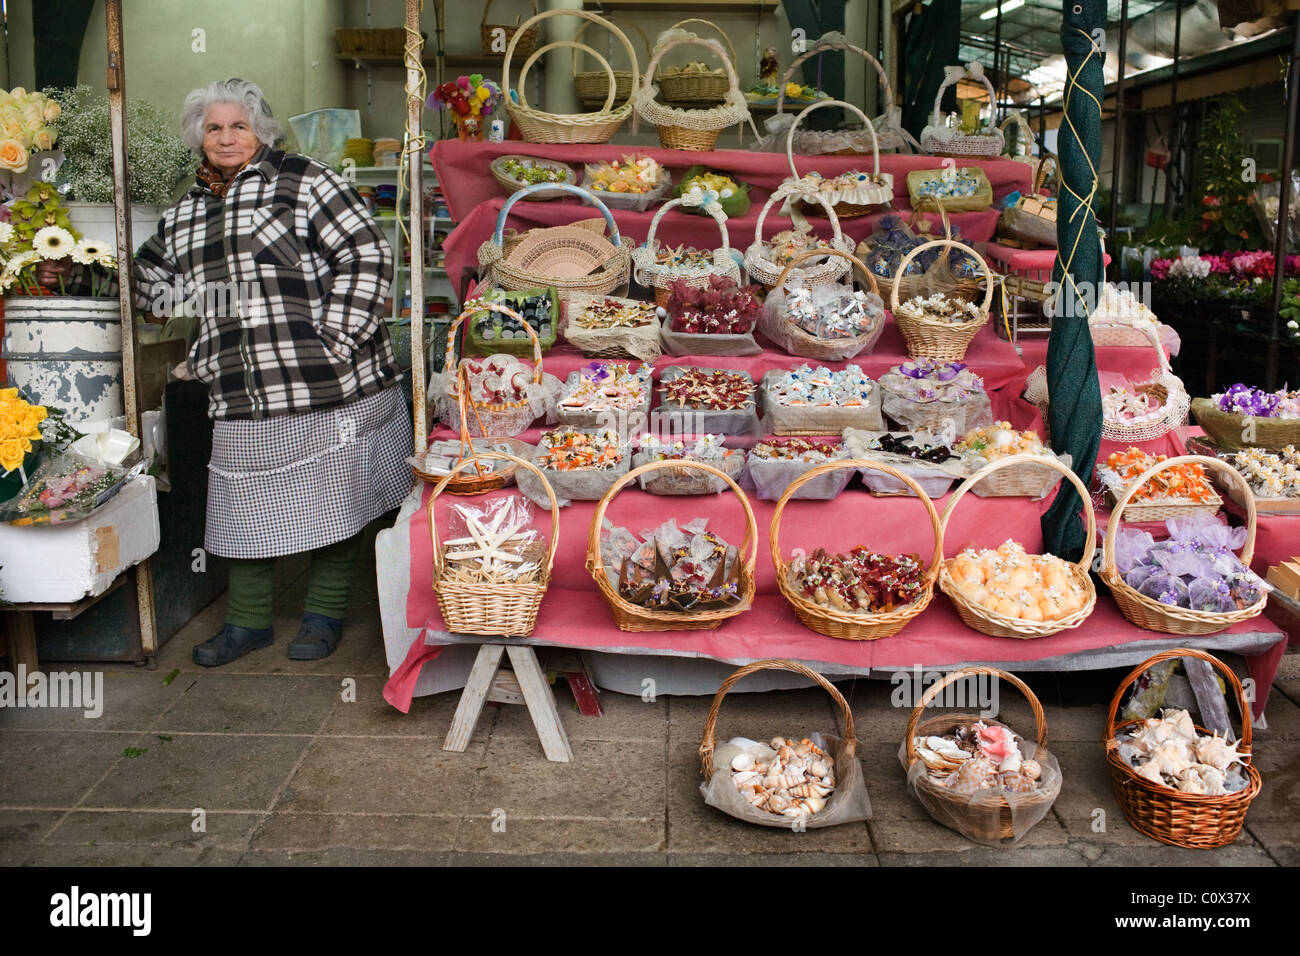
668;852;878;866
43;809;263;851
274;736;486;815
0;809;64;844
0;843;234;866
1244;821;1300;866
1087;844;1277;866
318;679;467;739
147;673;340;735
877;846;1089;866
489;684;667;742
237;847;458;866
0;668;185;733
0;731;144;808
454;816;665;854
82;733;311;812
248;812;461;852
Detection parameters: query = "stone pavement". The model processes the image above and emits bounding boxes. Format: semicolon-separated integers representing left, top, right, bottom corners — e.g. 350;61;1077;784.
2;522;1298;867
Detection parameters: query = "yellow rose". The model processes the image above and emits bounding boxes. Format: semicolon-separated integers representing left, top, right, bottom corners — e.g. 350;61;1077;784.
0;387;18;403
32;127;54;151
20;103;42;130
9;87;27;97
42;99;61;123
0;418;16;442
21;409;44;440
0;138;29;173
0;438;25;472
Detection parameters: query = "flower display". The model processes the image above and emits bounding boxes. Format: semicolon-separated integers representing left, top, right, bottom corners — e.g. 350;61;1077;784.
0;87;60;173
428;75;501;139
0;184;117;295
1212;384;1300;419
0;387;46;473
666;274;763;336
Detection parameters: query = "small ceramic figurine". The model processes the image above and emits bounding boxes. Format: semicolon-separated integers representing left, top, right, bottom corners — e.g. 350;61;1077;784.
759;47;779;87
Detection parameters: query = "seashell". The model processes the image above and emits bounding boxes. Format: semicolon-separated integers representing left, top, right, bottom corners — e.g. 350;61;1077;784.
1134;761;1165;784
1193;732;1246;772
1148;742;1192;777
943;756;996;794
1021;759;1041;780
1161;708;1198;743
770;737;787;751
775;770;806;790
1176;769;1207;795
777;745;795;763
999;770;1037;793
731;753;755;772
1191;763;1228;796
762;774;781;790
810;759;830;778
731;770;761;787
766;793;792;813
997;751;1022;774
789;782;834;799
782;805;811;818
804;796;827;814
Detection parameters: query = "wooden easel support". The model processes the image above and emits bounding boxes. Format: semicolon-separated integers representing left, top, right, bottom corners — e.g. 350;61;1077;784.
443;644;573;762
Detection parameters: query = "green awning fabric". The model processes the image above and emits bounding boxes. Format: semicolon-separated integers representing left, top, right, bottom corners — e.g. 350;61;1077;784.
34;1;96;92
1043;0;1105;561
902;0;961;141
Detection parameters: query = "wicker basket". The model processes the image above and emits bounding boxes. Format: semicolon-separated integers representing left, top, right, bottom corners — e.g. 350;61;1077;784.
478;183;633;304
1191;397;1300;453
1104;648;1262;848
786;99;893;220
939;455;1098;639
744;182;853;290
964;453;1070;499
772;459;943;640
1098;457;1224;522
1101;456;1268;635
443;301;542;439
631;193;742;307
573;18;648;109
489;155;577;201
766;247;886;362
419;365;535;496
635;29;750;152
562;292;662;362
999;155;1058;248
656;19;735;106
904;166;995;214
481;0;539;58
586;459;758;632
905;666;1060;842
428;451;559;637
633;448;747;496
858;198;979;306
504;9;636;144
698;659;871;829
919;66;1005;158
336;28;414;56
890;238;994;362
772;36;912;155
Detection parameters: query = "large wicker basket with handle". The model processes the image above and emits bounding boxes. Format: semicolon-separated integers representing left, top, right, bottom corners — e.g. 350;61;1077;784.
765;248;886;362
1104;648;1262;848
504;9;637;144
481;0;539;58
772;459;943;641
443;301;543;439
573;17;648;109
1101;455;1268;635
744;180;853;289
890;237;995;361
786;99;893;220
634;29;751;151
905;666;1060;842
773;34;913;154
428;451;559;637
478;182;633;303
919;64;1005;158
656;19;735;105
586;459;758;632
1191;397;1300;453
631;192;742;307
938;455;1098;639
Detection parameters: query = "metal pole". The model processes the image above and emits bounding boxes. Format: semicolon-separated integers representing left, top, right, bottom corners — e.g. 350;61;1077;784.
1164;0;1183;217
993;2;1003;123
1039;93;1046;154
1268;16;1300;389
1109;0;1129;236
406;0;426;456
104;0;158;666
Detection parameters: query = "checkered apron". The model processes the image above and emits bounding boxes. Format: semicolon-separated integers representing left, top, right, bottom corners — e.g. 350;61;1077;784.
204;386;413;558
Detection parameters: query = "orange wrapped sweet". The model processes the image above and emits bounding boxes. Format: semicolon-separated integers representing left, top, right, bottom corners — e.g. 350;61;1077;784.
948;541;1088;623
1103;447;1216;503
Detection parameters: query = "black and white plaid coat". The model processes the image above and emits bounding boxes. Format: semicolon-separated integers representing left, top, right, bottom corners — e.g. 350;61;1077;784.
134;146;400;420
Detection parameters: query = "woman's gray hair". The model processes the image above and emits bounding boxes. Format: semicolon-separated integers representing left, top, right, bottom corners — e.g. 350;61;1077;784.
180;78;284;152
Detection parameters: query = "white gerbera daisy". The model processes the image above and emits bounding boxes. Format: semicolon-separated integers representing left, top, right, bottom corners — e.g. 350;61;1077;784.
0;222;14;245
2;250;38;276
32;225;75;259
95;252;118;270
71;238;109;265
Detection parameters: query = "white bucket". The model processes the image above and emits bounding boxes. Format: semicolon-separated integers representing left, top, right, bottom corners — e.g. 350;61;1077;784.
64;202;166;257
2;296;124;424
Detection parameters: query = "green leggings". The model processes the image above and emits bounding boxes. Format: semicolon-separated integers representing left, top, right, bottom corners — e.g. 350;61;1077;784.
224;532;363;630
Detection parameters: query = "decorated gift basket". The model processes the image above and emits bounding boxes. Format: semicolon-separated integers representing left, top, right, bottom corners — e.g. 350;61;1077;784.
428;451;559;637
939;455;1098;639
859;199;986;305
562;292;662;362
920;63;1006;158
784;99;894;220
655;18;736;105
442;301;547;438
765;34;915;155
698;660;873;829
481;0;540;57
504;9;638;144
744;180;853;290
877;358;992;437
477;183;633;303
572;17;649;110
760;248;887;363
1192;387;1300;453
903;666;1061;845
633;28;752;151
587;459;759;632
890;238;995;361
999;154;1059;248
631;192;742;308
747;438;854;501
1101;456;1270;636
1096;447;1223;523
489;155;577;202
772;459;943;640
516;425;632;509
631;434;747;496
1104;648;1262;849
905;166;994;214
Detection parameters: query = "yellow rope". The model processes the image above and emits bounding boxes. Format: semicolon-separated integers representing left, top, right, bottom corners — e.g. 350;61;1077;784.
1052;26;1103;324
397;2;429;252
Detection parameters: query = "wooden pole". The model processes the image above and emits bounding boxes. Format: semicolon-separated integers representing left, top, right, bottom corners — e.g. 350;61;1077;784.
104;0;158;665
1267;16;1300;389
406;0;427;456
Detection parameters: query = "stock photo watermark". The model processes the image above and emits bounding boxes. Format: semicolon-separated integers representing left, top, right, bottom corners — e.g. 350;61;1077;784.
0;665;103;718
889;666;1000;719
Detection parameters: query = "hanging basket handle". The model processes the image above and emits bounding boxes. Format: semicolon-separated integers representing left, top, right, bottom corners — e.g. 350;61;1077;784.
909;193;955;239
519;40;617;114
1102;455;1258;575
939;454;1097;572
665;18;737;67
889;237;995;315
699;659;855;779
775;37;895;119
1103;648;1253;759
641;32;743;105
491;182;622;247
456;364;491;479
786;99;880;180
930;64;998;129
1032;153;1059;195
445;300;544;414
504;8;639;117
645;194;732;254
428;450;561;582
752;180;846;248
571;16;649;77
770;246;880;298
903;666;1049;765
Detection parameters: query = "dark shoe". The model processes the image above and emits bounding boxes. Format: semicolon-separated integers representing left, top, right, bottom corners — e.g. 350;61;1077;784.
192;623;274;667
287;612;344;661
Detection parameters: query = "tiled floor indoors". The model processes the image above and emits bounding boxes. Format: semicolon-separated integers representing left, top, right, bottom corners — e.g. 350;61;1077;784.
3;521;1298;867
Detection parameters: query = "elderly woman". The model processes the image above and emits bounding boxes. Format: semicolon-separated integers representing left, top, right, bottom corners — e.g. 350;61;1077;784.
48;79;412;665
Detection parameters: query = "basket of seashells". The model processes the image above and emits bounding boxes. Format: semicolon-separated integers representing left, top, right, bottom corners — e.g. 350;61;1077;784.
1104;648;1262;849
903;666;1061;845
699;659;873;828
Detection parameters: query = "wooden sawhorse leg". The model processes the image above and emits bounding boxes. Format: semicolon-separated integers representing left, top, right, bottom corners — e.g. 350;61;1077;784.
442;643;573;763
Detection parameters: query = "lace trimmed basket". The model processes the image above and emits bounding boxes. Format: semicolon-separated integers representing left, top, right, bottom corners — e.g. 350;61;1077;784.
656;19;735;105
634;29;751;151
631;193;742;308
744;181;853;289
785;99;893;220
920;65;1005;159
